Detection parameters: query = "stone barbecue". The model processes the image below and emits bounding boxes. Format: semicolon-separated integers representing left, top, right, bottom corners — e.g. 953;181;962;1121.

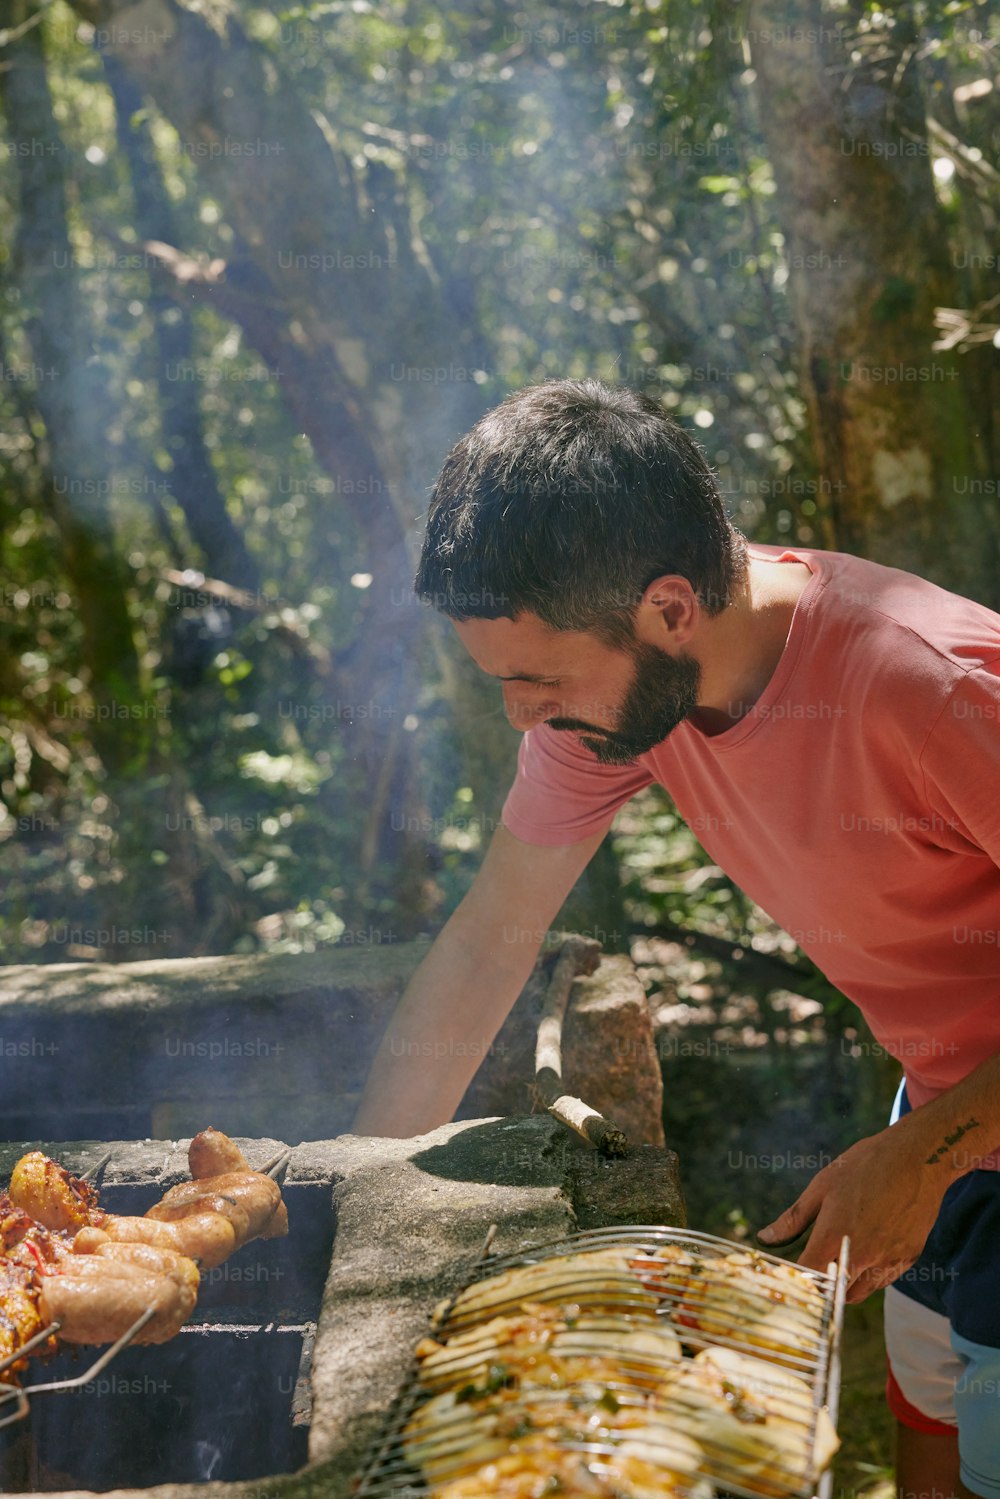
0;1117;685;1499
0;940;683;1498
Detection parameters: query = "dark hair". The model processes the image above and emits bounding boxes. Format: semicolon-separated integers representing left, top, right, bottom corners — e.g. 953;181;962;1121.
415;378;747;644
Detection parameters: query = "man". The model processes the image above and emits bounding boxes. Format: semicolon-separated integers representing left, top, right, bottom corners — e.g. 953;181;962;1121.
354;379;1000;1497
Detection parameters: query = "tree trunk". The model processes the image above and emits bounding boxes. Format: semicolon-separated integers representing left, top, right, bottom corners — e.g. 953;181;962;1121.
105;55;262;597
0;6;267;957
60;0;513;930
747;0;1000;606
0;4;146;771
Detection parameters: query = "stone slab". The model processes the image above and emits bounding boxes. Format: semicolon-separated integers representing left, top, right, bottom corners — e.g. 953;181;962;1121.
0;944;665;1149
567;1144;687;1230
458;952;665;1147
308;1115;685;1494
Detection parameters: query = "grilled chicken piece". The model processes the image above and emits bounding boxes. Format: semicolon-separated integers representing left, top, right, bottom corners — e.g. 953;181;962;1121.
427;1441;712;1499
437;1248;662;1330
2;1190;69;1380
0;1255;51;1384
9;1153;98;1234
416;1303;681;1395
1;1191;70;1267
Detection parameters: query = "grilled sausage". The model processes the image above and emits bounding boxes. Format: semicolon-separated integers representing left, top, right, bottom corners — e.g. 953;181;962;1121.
259;1199;289;1239
91;1212;237;1269
188;1128;249;1179
40;1258;193;1345
145;1191;251;1246
186;1130;288;1239
74;1239;201;1297
152;1172;280;1240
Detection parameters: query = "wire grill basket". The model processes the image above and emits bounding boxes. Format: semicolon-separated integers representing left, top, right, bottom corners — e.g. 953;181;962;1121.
353;1224;848;1499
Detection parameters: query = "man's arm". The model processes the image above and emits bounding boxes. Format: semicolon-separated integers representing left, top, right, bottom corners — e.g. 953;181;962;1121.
759;1048;1000;1300
351;824;607;1138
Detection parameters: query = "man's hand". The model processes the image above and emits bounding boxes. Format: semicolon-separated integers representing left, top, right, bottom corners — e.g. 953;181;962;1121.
758;1051;1000;1302
757;1125;948;1302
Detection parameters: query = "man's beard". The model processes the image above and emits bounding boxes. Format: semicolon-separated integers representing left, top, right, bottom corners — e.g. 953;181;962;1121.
548;644;702;765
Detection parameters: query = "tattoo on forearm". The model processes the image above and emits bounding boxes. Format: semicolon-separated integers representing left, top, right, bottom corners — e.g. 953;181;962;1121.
925;1118;981;1166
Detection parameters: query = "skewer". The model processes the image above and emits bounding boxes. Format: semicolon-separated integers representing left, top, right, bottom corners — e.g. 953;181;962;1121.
78;1151;113;1184
261;1148;292;1180
0;1304;157;1429
0;1320;63;1379
0;1385;29;1430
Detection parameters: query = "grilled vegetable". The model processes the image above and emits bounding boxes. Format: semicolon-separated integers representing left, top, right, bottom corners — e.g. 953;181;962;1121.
647;1348;839;1497
417;1304;681;1395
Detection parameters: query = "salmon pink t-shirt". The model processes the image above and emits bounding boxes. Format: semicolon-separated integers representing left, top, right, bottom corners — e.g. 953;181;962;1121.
502;544;1000;1149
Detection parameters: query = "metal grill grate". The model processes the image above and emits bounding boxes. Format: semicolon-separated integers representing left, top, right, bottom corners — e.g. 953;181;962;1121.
354;1224;848;1499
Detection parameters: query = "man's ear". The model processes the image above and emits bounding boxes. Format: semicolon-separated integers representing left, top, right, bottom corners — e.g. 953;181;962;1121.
636;575;699;646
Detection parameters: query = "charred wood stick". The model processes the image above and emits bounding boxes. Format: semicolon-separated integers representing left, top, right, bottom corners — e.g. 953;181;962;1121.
543;1094;629;1159
534;936;629;1158
535;935;603;1081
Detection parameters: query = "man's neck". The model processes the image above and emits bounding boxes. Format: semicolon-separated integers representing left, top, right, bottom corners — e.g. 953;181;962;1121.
687;555;812;735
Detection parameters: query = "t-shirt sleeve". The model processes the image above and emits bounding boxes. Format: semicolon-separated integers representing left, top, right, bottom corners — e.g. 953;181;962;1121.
919;661;1000;865
501;723;654;846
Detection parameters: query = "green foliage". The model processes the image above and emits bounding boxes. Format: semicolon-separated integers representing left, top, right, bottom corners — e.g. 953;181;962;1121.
0;0;996;971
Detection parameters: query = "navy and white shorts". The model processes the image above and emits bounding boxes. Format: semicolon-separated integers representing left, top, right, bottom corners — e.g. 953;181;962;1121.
885;1080;1000;1495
